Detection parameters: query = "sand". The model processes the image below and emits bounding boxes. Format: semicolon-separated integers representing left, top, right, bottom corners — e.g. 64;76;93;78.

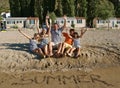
0;66;120;88
0;28;120;88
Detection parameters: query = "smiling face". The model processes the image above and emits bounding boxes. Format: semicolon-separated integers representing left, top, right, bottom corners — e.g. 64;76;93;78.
53;23;59;30
42;28;47;34
69;29;75;36
73;32;79;38
34;33;40;40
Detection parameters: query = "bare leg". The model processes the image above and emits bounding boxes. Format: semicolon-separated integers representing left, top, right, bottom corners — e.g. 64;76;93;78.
68;47;76;57
61;43;66;54
66;48;71;54
33;48;45;57
48;42;53;56
44;45;48;56
56;43;62;54
38;48;45;56
76;48;80;57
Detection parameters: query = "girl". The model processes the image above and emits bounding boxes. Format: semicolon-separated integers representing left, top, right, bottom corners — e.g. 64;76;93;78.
58;28;75;57
67;28;87;58
36;19;53;57
18;28;45;58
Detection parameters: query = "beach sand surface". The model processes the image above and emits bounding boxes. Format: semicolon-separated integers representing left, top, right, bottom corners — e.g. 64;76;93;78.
0;29;120;88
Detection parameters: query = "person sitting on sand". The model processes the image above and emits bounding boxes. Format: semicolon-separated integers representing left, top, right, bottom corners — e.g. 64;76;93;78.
67;28;87;58
45;15;67;56
57;28;75;57
18;28;45;58
36;19;53;57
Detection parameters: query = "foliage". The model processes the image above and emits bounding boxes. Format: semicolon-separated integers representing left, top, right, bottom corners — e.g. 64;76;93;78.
34;0;44;27
49;12;56;24
71;23;75;28
9;0;21;17
86;0;99;27
109;0;120;17
86;0;114;27
10;25;18;29
75;0;87;17
97;0;114;20
54;0;63;16
62;0;75;16
0;15;3;21
0;0;9;14
4;0;119;27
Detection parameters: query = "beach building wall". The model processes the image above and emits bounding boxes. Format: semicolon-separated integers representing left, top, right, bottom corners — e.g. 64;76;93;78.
94;18;120;29
5;17;39;29
55;17;86;28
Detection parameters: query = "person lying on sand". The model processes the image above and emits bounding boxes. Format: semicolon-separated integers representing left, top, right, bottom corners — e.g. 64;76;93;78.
18;28;45;58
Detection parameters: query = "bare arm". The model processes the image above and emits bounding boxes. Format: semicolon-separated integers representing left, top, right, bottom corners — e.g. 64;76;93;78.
18;28;31;39
62;15;67;30
45;15;50;29
47;19;52;36
79;28;87;38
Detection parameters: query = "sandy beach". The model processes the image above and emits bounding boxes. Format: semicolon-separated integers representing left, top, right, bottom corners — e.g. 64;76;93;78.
0;29;120;88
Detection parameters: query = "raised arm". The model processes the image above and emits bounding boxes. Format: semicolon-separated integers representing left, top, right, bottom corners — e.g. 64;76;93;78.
62;15;67;30
79;28;87;38
18;28;31;40
45;15;50;29
47;18;52;36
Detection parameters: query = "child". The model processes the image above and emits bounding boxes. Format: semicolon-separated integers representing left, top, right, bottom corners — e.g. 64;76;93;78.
36;19;53;57
59;29;75;56
18;28;45;58
67;28;87;58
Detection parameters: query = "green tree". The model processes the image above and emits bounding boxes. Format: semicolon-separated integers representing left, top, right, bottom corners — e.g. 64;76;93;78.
0;0;9;14
54;0;63;16
34;0;44;26
0;15;3;21
97;0;114;19
49;0;56;12
87;0;99;27
9;0;21;17
42;0;49;20
116;1;120;17
109;0;120;17
75;0;87;17
97;0;115;30
19;0;35;17
62;0;75;16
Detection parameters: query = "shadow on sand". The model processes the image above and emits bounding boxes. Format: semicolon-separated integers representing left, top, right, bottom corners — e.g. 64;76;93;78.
1;43;29;52
0;43;41;59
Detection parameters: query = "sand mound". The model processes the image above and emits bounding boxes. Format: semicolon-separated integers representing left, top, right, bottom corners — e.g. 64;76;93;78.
0;43;119;73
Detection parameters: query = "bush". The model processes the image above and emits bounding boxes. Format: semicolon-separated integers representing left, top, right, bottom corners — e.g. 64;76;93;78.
11;25;18;29
115;24;118;27
71;23;75;28
49;12;56;24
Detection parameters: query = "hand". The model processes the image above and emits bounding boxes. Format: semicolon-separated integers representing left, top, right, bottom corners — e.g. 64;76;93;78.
63;15;67;20
18;28;22;32
46;15;49;19
36;19;38;23
81;28;87;34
